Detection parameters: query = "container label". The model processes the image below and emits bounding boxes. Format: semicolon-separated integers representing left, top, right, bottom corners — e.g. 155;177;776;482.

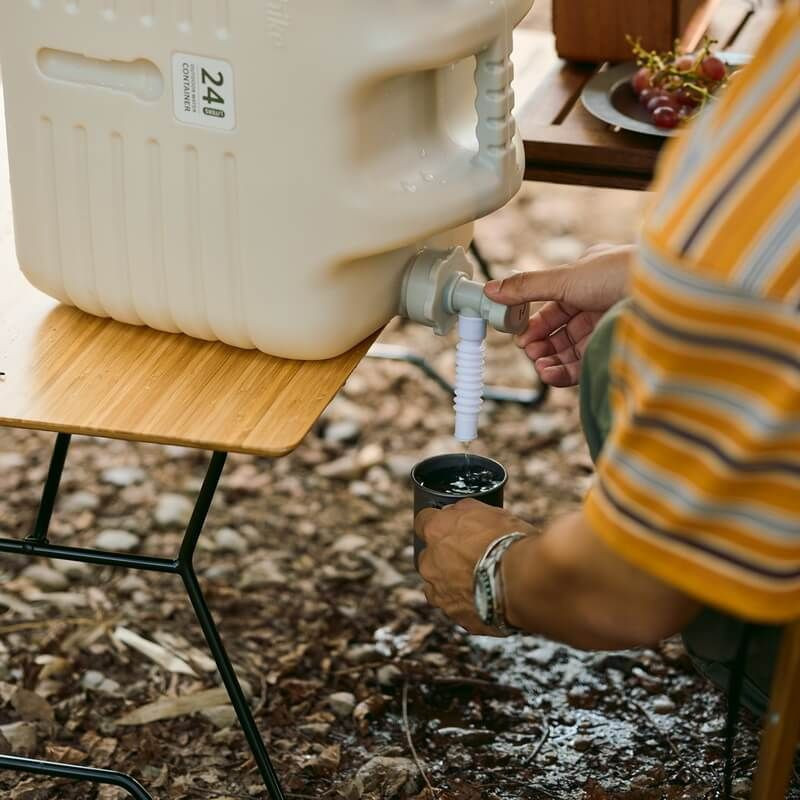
172;53;236;131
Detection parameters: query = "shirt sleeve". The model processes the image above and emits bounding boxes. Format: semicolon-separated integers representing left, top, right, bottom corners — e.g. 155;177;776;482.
584;6;800;623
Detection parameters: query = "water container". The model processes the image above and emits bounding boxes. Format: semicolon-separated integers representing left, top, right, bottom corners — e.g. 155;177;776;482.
0;0;533;360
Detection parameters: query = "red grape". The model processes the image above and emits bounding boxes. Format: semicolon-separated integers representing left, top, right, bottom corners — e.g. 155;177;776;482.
700;55;727;82
675;54;695;71
652;106;679;129
639;87;660;106
674;87;700;107
646;94;675;112
632;67;653;95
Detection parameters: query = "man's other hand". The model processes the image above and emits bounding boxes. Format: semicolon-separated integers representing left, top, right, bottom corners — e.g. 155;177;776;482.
415;500;537;636
484;244;635;387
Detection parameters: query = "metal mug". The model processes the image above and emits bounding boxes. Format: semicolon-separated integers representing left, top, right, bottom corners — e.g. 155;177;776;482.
411;454;507;570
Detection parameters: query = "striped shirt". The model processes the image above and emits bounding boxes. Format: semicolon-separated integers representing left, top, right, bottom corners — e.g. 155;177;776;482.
584;4;800;623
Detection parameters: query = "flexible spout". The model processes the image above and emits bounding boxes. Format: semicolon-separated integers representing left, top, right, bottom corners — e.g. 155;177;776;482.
398;247;530;442
454;313;487;443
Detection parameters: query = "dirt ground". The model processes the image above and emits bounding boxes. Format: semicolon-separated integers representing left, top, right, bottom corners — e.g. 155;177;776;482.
1;176;790;800
0;4;795;800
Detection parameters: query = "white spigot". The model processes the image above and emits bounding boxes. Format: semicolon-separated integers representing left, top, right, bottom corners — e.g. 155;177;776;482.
398;247;529;443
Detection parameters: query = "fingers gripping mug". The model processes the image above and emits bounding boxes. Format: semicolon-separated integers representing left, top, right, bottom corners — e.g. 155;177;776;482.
411;454;507;570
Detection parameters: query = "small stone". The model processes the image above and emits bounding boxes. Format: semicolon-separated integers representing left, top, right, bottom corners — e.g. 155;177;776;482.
571;735;593;752
11;688;54;723
299;722;331;737
154;493;194;528
357;444;385;470
239;558;286;588
21;564;69;592
214;527;247;554
348;481;372;498
61;490;100;514
94;530;140;552
317;455;361;480
81;671;105;690
0;722;37;755
80;671;120;694
201;705;236;729
332;534;369;554
101;466;145;487
324;419;362;444
327;692;357;718
377;665;403;689
652;696;676;714
0;452;25;470
49;559;92;580
345;756;422;800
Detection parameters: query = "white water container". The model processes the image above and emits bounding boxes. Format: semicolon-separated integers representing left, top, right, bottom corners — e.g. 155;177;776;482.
0;0;533;359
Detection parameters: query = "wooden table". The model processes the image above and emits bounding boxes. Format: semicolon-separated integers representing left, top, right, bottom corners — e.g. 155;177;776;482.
515;0;779;190
0;90;371;799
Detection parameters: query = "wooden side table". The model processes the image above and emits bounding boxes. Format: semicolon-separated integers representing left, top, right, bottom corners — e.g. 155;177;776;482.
0;118;373;799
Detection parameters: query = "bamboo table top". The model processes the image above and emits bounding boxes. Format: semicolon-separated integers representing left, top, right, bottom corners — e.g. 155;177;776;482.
516;0;780;191
0;111;373;457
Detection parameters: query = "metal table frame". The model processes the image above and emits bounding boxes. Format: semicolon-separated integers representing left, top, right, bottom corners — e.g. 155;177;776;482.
0;434;286;800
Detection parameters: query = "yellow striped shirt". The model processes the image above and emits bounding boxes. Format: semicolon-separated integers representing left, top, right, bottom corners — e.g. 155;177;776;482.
584;4;800;623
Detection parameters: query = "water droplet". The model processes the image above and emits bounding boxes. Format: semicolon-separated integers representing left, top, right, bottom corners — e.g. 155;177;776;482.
422;173;435;183
419;148;428;159
401;181;417;193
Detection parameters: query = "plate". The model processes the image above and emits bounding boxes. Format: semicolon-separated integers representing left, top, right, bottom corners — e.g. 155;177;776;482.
580;53;751;138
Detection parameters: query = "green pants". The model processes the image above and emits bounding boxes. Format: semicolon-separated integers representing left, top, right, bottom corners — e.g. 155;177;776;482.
579;301;781;717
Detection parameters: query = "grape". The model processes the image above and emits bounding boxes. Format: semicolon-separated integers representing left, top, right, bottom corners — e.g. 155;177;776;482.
652;106;679;129
632;67;653;95
647;93;680;113
700;55;727;82
674;54;695;71
639;87;660;107
674;87;700;107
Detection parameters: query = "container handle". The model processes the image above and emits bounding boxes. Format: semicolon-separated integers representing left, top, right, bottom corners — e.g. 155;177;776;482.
473;32;518;189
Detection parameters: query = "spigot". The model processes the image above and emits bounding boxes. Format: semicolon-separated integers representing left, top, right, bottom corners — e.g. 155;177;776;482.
398;247;531;443
398;247;529;336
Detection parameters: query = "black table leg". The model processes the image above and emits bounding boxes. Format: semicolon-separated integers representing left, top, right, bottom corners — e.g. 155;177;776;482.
0;755;151;799
0;436;287;800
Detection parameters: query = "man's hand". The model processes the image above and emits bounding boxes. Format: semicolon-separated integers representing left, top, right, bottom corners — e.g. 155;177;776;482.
484;244;635;387
415;500;538;637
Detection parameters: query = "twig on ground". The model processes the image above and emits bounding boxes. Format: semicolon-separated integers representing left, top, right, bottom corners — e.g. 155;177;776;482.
402;680;438;798
523;720;551;765
0;616;105;635
631;699;706;784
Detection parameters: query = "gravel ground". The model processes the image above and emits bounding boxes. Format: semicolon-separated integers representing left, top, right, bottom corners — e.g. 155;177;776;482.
2;179;793;800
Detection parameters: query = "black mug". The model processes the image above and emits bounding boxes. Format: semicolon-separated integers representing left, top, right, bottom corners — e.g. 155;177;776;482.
411;454;507;570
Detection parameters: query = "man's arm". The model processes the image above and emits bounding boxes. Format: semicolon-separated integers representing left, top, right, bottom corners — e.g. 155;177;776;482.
416;501;700;649
501;511;700;650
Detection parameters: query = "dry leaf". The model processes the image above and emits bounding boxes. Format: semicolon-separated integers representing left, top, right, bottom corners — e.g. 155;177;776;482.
45;744;88;764
11;688;54;723
117;688;229;726
113;626;197;676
